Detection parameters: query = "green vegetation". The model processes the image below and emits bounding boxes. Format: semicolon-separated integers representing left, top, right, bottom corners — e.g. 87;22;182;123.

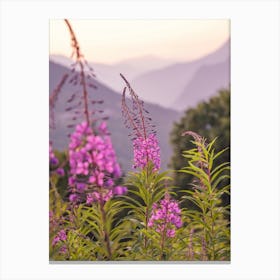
170;88;230;209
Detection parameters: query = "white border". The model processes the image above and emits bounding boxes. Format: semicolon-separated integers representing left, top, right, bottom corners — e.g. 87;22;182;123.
0;1;279;280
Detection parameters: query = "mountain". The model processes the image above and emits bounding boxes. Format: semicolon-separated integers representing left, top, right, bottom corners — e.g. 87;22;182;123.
131;39;230;109
173;59;230;110
50;54;176;94
49;61;181;172
116;55;176;74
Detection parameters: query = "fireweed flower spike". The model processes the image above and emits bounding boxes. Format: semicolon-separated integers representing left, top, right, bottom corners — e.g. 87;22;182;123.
50;19;106;138
50;20;125;203
148;194;182;238
52;229;67;247
133;134;160;170
181;131;208;190
68;121;126;204
120;74;160;170
50;20;131;261
68;120;125;261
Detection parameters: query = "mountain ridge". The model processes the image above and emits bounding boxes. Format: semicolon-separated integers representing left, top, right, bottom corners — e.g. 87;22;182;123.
131;39;230;109
173;59;230;110
49;61;181;172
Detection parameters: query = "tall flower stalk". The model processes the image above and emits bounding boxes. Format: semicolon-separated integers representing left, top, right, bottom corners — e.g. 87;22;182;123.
148;193;182;260
121;75;177;258
120;74;160;171
180;131;230;260
64;19;91;125
49;19;104;133
68;120;124;204
49;20;126;260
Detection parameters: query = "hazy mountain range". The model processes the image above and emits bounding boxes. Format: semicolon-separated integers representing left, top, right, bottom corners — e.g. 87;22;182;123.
50;54;175;94
173;59;230;110
50;39;230;171
49;61;180;172
132;39;230;109
50;38;230;111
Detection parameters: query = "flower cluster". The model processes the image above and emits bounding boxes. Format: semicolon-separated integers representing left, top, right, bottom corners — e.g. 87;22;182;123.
120;74;160;171
68;121;126;203
49;210;58;229
50;212;68;254
133;133;160;170
49;143;65;176
148;195;182;238
49;143;59;166
52;229;67;246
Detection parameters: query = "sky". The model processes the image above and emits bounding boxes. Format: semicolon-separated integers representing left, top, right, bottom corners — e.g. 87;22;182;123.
49;19;230;65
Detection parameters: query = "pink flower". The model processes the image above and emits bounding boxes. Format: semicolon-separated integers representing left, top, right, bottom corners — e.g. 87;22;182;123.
68;121;123;203
166;229;176;238
86;193;96;204
76;183;86;191
58;229;67;241
56;168;65;176
133;134;160;170
68;176;75;186
52;236;60;246
49;143;59;166
113;186;128;196
86;190;113;204
52;230;67;247
59;245;68;254
69;194;78;202
97;171;104;186
148;195;182;238
103;190;113;201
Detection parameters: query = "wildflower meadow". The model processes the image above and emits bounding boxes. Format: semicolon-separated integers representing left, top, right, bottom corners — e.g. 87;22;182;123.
49;19;230;261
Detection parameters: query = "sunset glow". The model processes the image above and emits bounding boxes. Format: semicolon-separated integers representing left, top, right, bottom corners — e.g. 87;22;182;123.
50;19;230;64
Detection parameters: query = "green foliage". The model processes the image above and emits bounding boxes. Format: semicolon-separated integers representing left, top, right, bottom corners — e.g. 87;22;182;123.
50;149;69;200
179;134;230;260
81;199;132;260
170;88;230;209
49;179;98;261
50;176;130;261
49;137;230;261
121;163;173;260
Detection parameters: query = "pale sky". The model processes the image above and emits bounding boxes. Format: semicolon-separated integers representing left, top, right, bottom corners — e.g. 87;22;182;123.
49;19;230;64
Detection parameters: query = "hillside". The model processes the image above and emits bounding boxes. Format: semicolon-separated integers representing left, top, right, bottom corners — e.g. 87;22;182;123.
49;61;181;172
173;59;230;110
50;54;175;93
131;39;230;109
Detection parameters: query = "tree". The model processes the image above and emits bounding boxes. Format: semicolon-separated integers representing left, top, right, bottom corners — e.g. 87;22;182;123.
169;88;230;209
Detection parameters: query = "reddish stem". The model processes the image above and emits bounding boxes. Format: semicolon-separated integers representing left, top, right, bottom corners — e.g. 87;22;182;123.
120;74;150;165
64;19;90;125
121;88;142;137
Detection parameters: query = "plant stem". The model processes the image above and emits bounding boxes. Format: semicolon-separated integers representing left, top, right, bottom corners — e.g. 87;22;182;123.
100;200;112;260
160;229;166;260
79;61;90;125
188;228;194;260
210;206;215;260
144;211;148;250
160;199;169;260
207;165;215;260
144;167;150;250
64;19;90;125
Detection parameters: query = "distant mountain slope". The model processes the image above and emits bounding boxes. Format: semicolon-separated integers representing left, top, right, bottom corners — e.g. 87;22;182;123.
49;61;181;172
50;54;175;94
116;55;176;74
173;59;230;111
131;39;230;109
